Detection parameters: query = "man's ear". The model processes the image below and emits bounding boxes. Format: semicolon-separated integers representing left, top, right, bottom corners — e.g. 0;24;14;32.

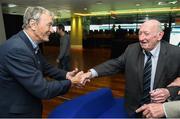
158;31;164;41
29;19;37;31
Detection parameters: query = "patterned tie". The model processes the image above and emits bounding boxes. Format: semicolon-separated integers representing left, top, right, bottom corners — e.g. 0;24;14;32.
141;51;152;105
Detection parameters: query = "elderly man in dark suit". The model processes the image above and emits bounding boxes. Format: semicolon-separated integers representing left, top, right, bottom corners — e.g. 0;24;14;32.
81;19;180;117
0;6;84;118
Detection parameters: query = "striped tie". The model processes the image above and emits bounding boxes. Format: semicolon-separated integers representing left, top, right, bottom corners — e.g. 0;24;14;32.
141;51;152;105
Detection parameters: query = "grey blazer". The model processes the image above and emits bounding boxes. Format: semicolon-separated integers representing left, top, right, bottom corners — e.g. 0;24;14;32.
0;31;71;117
58;33;70;59
164;101;180;118
93;41;180;116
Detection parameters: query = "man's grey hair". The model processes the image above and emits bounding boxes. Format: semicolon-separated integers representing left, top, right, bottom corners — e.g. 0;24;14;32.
156;20;163;32
22;6;54;29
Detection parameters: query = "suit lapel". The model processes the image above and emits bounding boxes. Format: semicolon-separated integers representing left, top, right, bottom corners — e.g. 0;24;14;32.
18;31;34;52
137;46;145;91
18;31;42;70
153;42;167;89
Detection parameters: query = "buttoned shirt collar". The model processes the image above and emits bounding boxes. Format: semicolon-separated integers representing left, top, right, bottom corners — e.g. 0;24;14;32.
143;42;160;58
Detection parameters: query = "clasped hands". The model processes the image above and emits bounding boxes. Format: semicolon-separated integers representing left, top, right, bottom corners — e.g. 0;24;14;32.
136;88;170;118
136;78;180;118
66;69;93;87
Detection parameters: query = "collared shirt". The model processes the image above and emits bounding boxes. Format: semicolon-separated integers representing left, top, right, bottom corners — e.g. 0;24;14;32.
23;30;38;49
143;42;160;91
90;68;98;78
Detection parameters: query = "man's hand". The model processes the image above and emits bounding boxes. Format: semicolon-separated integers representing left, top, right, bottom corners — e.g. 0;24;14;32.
66;69;91;88
150;88;170;103
66;68;79;80
168;77;180;87
69;71;85;87
136;103;165;118
80;71;92;85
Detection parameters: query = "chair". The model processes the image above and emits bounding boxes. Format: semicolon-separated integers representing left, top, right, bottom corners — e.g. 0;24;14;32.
48;88;128;118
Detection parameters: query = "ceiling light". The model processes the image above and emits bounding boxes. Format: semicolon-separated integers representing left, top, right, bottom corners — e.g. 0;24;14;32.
12;11;17;14
136;3;141;7
158;1;168;5
74;7;180;17
96;1;103;5
8;4;17;8
169;0;178;4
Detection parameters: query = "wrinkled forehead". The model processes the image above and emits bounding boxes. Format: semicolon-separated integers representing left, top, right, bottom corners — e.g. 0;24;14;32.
39;13;53;22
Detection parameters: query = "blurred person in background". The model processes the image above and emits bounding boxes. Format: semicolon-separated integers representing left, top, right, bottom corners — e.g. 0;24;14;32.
56;24;71;71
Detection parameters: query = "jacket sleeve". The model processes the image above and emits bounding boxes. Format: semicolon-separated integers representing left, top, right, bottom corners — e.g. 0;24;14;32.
93;48;126;77
164;101;180;118
5;48;71;99
167;86;180;100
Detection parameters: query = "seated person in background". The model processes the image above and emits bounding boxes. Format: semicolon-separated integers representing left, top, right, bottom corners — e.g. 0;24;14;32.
136;77;180;118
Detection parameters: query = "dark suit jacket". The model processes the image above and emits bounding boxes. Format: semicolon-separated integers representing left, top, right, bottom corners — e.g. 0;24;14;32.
0;31;71;117
93;41;180;116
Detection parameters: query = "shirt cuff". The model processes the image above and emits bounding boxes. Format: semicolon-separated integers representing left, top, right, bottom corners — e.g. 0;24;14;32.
90;69;98;78
162;103;167;117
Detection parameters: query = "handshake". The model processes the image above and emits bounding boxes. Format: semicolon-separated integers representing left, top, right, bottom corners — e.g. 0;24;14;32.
66;68;93;87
